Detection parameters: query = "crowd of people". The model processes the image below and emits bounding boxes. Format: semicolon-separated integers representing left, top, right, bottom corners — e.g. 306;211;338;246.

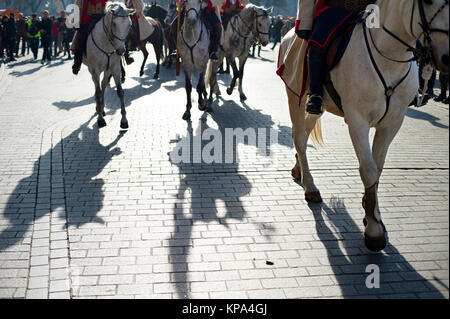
0;10;74;64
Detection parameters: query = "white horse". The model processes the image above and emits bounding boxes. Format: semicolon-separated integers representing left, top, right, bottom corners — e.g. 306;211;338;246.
279;0;448;252
214;4;272;101
84;1;135;129
178;0;213;121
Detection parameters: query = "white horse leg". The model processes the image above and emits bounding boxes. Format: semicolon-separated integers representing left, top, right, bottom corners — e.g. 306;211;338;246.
287;89;322;203
91;71;106;128
182;67;193;121
347;115;386;251
100;70;110;117
111;64;128;129
237;55;248;101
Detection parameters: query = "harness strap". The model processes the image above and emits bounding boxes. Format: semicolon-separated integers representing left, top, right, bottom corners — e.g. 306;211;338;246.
363;22;412;124
181;23;204;65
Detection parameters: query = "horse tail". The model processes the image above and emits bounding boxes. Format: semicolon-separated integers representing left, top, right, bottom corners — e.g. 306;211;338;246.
306;114;324;147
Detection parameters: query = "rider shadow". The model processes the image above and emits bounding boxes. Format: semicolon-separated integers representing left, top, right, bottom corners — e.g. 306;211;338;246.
405;107;449;129
307;197;445;298
211;98;294;150
0;118;125;252
168;118;275;298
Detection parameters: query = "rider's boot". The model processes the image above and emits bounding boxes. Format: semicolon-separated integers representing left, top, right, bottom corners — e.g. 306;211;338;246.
306;44;327;115
209;24;222;61
71;31;84;75
169;21;178;57
124;45;134;65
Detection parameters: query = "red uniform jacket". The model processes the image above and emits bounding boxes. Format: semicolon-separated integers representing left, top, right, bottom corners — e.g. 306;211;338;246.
221;0;244;12
81;0;108;25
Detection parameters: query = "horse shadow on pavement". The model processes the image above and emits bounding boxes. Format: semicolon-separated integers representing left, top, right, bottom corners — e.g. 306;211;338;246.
168;116;278;298
307;197;446;298
0;118;125;252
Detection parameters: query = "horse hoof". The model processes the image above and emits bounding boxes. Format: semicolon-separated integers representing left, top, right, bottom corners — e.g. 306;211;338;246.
120;121;129;129
98;118;107;128
364;234;387;252
226;88;233;95
182;112;191;121
305;191;323;203
240;94;247;101
140;71;144;77
153;74;159;80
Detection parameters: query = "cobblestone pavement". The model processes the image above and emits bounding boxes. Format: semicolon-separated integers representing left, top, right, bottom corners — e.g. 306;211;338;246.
0;46;448;299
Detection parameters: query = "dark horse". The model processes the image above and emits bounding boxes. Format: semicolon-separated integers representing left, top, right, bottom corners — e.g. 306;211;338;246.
145;2;176;68
122;15;164;80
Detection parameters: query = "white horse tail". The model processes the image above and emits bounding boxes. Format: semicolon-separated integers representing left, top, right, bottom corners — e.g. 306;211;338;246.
306;114;324;148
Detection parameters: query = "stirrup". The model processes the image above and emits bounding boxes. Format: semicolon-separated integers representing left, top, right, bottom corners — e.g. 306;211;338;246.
306;95;323;115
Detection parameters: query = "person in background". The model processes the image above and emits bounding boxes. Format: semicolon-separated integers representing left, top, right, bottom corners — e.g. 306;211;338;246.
57;10;66;56
0;16;5;59
280;19;291;39
59;16;73;60
39;10;53;64
51;16;59;57
27;14;41;60
16;15;28;56
5;13;18;62
270;16;283;51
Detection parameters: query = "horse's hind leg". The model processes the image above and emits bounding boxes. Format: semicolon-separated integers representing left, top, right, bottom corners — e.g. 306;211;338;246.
347;115;387;251
140;44;149;77
183;70;193;121
152;36;162;79
287;89;322;203
237;55;248;101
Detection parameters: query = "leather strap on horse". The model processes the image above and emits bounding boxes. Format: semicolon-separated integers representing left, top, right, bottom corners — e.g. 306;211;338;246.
363;22;412;125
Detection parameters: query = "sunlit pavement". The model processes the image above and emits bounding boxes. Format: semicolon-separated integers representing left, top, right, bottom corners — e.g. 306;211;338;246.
0;46;448;299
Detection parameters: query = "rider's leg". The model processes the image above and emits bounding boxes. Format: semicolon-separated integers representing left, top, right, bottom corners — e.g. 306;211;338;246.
306;42;327;115
71;30;86;75
205;11;222;61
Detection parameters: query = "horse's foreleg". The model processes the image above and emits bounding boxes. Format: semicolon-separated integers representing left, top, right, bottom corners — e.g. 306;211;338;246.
120;59;126;83
91;72;106;128
197;71;207;111
112;67;128;129
237;55;248;101
347;115;386;252
287;89;321;203
153;39;162;80
226;56;239;96
183;71;193;121
100;71;110;117
140;44;149;77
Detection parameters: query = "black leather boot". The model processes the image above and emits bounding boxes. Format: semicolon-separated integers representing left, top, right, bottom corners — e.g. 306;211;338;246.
209;24;222;61
306;44;327;115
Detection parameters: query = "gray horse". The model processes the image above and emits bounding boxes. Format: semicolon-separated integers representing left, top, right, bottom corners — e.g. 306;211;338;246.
177;0;215;121
213;4;272;101
84;1;135;129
